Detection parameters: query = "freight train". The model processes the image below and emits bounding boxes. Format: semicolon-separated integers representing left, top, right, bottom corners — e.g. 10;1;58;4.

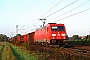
10;23;67;45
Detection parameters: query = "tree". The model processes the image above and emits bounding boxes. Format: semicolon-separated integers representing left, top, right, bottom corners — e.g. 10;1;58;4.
87;35;90;40
15;34;22;37
15;34;21;37
72;35;81;40
0;34;8;42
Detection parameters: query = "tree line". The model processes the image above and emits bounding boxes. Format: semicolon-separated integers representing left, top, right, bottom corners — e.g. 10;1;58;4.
0;34;8;42
68;35;90;40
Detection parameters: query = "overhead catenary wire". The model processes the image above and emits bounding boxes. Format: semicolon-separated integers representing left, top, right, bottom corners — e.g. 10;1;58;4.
24;0;79;30
21;0;64;29
48;0;90;22
39;0;63;18
24;21;39;29
44;0;79;18
11;0;89;36
16;0;64;32
18;25;25;30
55;8;90;22
15;0;83;33
17;0;79;31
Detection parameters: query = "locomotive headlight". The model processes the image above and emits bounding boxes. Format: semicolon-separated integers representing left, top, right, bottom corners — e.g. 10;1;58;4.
52;34;56;36
63;37;65;39
62;34;66;36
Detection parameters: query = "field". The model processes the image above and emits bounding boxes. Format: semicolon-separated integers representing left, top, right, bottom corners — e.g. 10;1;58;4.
29;44;90;60
1;41;90;60
0;42;38;60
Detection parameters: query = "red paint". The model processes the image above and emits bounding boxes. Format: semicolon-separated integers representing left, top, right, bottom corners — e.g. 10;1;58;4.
23;34;29;43
34;23;67;43
17;36;22;42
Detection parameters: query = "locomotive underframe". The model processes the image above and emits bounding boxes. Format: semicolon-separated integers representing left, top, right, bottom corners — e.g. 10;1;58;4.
50;39;66;45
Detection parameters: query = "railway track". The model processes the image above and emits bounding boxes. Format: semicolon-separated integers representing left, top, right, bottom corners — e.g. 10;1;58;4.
49;44;90;54
71;46;90;54
30;44;90;59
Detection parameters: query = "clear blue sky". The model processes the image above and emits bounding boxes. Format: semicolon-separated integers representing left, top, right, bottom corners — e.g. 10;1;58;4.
0;0;90;37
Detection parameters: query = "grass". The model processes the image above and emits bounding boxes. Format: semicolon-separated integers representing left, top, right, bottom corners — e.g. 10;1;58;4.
0;42;5;60
1;42;16;60
9;43;39;60
0;42;39;60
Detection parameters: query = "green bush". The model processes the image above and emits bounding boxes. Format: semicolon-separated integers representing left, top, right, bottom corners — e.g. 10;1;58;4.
67;40;90;46
23;43;30;50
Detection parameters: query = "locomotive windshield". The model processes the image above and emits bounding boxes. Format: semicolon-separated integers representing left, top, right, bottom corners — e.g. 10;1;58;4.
51;26;64;31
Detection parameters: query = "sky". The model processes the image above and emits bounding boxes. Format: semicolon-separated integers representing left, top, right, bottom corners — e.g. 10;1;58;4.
0;0;90;37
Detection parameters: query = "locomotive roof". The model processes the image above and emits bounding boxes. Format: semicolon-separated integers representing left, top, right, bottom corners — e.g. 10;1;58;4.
36;23;64;31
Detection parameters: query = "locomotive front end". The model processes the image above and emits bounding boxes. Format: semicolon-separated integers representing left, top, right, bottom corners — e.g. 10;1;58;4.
49;24;67;45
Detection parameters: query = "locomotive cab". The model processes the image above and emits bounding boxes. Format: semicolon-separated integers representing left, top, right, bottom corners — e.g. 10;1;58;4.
47;23;67;45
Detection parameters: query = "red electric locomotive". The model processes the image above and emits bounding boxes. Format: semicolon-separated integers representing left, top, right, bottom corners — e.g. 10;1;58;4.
34;23;67;45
